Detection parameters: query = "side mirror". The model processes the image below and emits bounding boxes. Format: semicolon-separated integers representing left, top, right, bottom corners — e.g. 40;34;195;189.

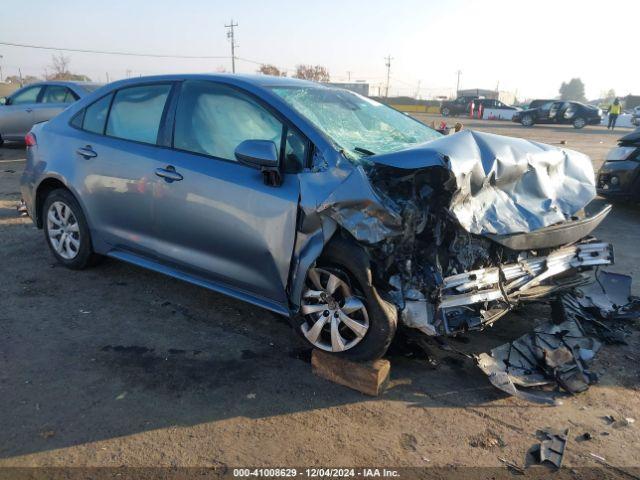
0;97;7;106
234;139;282;186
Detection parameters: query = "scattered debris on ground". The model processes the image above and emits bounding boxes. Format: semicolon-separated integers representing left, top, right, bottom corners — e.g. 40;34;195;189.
536;428;569;469
476;271;639;403
468;429;505;449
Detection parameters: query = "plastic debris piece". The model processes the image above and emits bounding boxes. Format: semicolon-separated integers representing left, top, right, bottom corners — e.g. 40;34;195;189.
539;428;568;468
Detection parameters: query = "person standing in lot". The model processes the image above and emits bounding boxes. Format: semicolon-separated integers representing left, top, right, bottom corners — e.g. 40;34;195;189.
608;98;622;130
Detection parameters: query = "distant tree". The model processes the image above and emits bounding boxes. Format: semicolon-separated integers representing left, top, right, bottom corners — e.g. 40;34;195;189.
257;64;286;77
601;88;616;103
45;53;91;81
293;65;330;82
559;78;586;102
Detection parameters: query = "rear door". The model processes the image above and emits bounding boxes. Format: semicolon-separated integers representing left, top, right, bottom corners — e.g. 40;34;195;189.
69;83;174;256
0;85;42;139
33;84;78;123
151;80;304;307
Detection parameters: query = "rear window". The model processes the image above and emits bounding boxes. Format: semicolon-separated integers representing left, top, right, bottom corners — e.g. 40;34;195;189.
105;84;171;144
85;94;113;134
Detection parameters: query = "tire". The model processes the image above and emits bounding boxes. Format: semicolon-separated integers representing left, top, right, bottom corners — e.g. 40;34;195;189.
441;107;450;117
520;114;534;127
42;188;98;269
293;234;397;361
573;117;586;129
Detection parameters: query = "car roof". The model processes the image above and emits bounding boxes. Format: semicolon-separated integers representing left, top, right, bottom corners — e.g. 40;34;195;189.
14;80;104;93
101;73;324;91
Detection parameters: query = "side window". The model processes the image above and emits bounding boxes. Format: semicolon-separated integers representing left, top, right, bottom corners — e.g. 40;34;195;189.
174;80;283;161
82;93;113;134
10;86;42;105
106;84;171;144
42;85;77;104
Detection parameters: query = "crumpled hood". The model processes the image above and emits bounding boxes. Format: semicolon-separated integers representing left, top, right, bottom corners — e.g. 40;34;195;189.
370;130;596;235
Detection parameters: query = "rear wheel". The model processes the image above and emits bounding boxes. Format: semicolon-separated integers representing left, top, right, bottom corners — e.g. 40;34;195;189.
43;188;98;269
573;117;586;129
295;236;397;361
521;114;534;127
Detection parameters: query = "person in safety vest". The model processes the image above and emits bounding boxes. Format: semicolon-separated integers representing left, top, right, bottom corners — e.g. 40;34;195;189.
608;98;622;130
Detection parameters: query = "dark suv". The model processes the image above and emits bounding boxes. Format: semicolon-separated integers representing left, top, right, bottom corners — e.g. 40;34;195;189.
512;101;602;129
440;96;477;116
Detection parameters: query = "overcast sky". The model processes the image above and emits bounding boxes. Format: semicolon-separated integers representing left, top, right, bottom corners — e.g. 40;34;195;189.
1;0;637;100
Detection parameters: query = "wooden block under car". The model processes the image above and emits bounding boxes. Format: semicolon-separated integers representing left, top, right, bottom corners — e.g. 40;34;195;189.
311;350;390;396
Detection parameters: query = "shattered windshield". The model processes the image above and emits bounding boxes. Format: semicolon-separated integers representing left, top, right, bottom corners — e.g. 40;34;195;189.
270;86;441;160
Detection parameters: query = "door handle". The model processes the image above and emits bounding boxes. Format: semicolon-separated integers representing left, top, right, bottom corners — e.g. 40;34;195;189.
25;108;33;113
155;165;183;182
76;145;97;159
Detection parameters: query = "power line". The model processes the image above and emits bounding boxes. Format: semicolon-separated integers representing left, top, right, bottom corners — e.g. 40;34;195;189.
224;20;238;73
0;40;230;59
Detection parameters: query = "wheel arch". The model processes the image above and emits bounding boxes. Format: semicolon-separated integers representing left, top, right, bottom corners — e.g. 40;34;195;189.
34;176;85;229
289;223;377;313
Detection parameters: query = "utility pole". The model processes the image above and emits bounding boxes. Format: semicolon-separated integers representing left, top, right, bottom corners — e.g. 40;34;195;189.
415;80;421;99
384;55;393;98
455;70;462;96
0;55;3;83
18;67;23;86
346;71;352;81
225;20;239;73
106;72;110;83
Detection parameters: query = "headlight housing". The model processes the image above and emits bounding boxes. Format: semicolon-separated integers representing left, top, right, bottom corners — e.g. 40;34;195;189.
605;146;637;161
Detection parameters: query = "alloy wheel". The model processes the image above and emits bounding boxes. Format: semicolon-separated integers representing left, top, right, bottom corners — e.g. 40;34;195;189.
47;201;81;260
301;268;370;352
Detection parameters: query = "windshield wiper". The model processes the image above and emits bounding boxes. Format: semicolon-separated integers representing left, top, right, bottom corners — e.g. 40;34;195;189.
354;147;377;157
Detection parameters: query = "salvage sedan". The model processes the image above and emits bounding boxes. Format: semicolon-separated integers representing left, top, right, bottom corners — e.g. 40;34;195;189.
21;74;614;361
0;81;102;145
512;100;602;129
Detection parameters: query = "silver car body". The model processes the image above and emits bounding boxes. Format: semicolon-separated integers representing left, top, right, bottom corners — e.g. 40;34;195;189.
20;74;613;335
0;81;101;142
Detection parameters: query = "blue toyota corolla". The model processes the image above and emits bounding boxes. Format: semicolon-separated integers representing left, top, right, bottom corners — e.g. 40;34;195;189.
20;74;614;361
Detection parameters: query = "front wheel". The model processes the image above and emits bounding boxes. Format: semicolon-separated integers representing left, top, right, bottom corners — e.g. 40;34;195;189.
573;117;586;129
294;236;397;361
43;188;98;269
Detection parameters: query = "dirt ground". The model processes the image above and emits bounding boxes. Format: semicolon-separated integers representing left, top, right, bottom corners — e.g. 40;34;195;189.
1;117;639;475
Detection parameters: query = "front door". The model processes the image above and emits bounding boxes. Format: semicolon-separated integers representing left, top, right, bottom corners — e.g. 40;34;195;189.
151;80;305;307
0;85;42;139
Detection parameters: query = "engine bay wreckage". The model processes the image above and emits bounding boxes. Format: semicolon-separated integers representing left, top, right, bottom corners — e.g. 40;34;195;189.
296;129;639;402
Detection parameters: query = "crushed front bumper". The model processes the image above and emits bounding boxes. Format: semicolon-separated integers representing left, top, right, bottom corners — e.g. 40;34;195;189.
406;239;613;336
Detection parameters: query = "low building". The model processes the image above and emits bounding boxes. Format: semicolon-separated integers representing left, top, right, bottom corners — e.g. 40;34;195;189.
457;88;516;106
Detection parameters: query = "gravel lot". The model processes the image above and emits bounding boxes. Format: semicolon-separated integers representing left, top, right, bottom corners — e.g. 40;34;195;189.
1;118;639;474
